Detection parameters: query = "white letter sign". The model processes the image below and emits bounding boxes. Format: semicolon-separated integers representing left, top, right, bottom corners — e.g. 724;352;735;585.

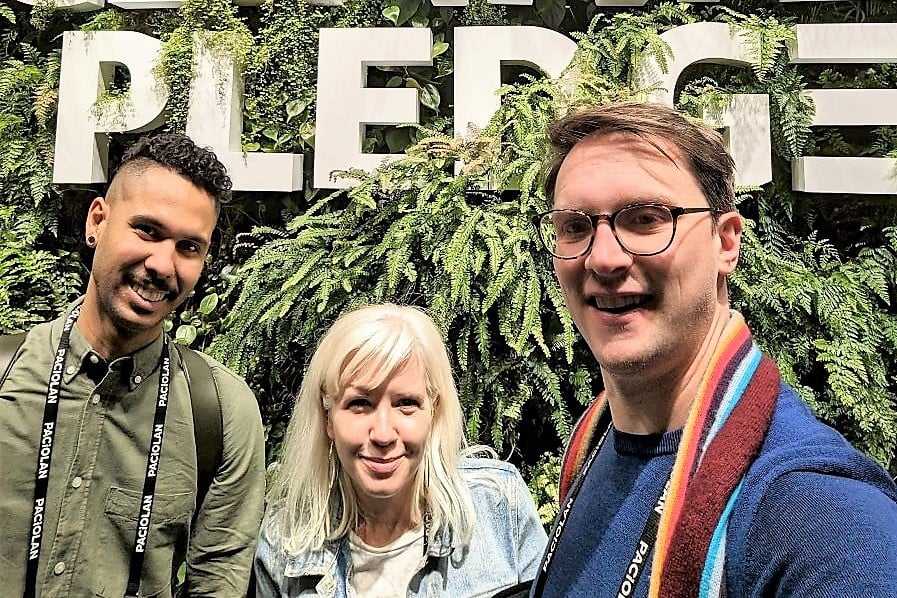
186;33;303;191
789;24;897;194
15;0;102;11
637;22;772;187
453;26;575;162
314;27;432;188
53;31;168;184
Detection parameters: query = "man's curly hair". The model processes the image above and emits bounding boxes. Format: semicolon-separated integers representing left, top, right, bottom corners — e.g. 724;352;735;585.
115;132;232;207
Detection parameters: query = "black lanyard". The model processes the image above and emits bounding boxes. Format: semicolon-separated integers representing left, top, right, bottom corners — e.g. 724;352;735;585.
532;411;673;598
24;305;172;598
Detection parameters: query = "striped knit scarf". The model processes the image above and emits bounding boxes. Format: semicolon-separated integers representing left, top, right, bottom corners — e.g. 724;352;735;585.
558;312;780;598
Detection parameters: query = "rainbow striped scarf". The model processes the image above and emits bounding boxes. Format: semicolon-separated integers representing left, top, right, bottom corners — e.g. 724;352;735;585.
558;312;780;598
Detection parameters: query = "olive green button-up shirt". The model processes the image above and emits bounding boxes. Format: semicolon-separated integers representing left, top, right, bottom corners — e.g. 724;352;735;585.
0;302;265;597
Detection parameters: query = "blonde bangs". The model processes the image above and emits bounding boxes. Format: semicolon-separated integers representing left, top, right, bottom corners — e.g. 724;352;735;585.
328;320;432;404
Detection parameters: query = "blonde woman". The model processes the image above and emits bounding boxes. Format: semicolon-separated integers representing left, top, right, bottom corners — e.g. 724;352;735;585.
255;304;546;597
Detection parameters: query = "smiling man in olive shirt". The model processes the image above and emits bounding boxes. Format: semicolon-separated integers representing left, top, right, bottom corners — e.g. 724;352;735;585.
0;134;265;597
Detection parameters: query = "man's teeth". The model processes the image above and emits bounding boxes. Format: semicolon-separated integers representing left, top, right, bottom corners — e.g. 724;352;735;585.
594;295;643;310
131;282;167;303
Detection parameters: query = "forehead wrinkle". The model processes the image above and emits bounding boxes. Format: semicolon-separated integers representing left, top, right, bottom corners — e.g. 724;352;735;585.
558;133;699;208
588;132;688;170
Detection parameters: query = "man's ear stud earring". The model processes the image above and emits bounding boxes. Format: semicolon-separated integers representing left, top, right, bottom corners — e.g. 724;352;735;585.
86;235;97;248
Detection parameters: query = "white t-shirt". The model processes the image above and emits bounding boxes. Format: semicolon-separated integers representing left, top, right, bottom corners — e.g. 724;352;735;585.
348;526;425;598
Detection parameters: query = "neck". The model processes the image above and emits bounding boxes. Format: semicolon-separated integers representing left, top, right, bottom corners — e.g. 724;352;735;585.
78;288;160;360
355;501;417;548
603;306;731;434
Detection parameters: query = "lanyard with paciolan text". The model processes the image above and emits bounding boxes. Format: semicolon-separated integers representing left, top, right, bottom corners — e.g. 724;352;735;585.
23;304;173;598
532;410;672;598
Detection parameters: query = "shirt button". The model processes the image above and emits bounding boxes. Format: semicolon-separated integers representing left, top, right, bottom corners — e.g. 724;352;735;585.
71;476;83;489
65;365;76;375
89;354;99;364
133;375;143;384
53;561;66;575
91;394;100;405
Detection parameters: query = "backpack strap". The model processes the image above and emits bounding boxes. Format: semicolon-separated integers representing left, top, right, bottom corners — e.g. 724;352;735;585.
174;347;257;597
558;397;609;503
0;332;27;388
174;345;223;516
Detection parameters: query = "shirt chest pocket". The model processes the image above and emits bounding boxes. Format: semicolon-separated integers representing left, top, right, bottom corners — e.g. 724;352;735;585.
100;487;194;597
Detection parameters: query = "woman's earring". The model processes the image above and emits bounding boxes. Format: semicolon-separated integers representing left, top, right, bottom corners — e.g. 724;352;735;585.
86;234;97;248
328;441;336;493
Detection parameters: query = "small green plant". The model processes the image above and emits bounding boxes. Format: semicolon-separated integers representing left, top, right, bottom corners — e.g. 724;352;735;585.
526;452;562;526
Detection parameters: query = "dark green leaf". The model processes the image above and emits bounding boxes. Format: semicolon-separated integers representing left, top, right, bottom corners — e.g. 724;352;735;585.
198;293;219;315
419;84;440;112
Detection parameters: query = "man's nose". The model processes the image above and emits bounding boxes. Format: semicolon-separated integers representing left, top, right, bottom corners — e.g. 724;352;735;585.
583;222;633;276
143;241;177;281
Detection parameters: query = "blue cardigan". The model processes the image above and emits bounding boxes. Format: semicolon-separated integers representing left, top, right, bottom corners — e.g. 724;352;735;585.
728;382;897;596
536;383;897;597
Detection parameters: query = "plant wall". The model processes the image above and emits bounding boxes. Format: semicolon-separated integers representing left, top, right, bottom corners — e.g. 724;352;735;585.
2;0;896;520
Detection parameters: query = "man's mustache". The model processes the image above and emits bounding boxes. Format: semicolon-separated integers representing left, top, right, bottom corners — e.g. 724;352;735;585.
125;271;177;299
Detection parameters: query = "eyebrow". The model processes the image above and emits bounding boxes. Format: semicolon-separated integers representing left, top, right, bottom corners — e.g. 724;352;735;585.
558;196;675;212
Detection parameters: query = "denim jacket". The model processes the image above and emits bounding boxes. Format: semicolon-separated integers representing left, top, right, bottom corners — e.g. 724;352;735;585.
255;458;548;597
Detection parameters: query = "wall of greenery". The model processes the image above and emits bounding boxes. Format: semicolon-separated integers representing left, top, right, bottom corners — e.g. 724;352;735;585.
2;0;895;520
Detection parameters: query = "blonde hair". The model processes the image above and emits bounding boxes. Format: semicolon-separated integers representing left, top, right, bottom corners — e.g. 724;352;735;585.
266;303;477;555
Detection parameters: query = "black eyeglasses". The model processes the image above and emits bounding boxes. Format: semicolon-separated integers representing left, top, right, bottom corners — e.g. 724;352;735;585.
533;203;721;259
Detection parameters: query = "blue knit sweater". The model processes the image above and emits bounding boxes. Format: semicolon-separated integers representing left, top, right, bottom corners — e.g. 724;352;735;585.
537;383;897;597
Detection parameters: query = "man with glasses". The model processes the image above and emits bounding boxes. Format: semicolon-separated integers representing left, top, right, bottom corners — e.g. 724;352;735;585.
529;102;897;597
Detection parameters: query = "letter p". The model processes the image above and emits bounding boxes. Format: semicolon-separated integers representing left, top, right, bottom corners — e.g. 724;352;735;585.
53;31;168;184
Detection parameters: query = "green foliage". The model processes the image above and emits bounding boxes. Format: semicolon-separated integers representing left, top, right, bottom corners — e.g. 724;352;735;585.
526;452;562;525
4;0;897;514
732;211;897;465
79;9;125;33
242;0;381;156
214;4;897;498
0;41;82;332
0;205;82;333
674;9;897;465
211;155;590;452
0;46;58;205
157;0;256;130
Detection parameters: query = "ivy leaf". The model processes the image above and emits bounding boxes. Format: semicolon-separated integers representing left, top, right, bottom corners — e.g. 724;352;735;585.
411;15;429;28
396;0;422;25
198;293;219;315
419;84;440;112
262;127;279;141
175;324;197;345
431;42;449;58
386;128;411;153
362;136;378;153
299;122;315;147
286;99;306;120
386;76;404;88
535;0;566;29
382;6;400;25
243;142;261;152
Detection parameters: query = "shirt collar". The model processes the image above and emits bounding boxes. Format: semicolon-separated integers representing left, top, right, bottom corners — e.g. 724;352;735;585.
59;297;168;389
